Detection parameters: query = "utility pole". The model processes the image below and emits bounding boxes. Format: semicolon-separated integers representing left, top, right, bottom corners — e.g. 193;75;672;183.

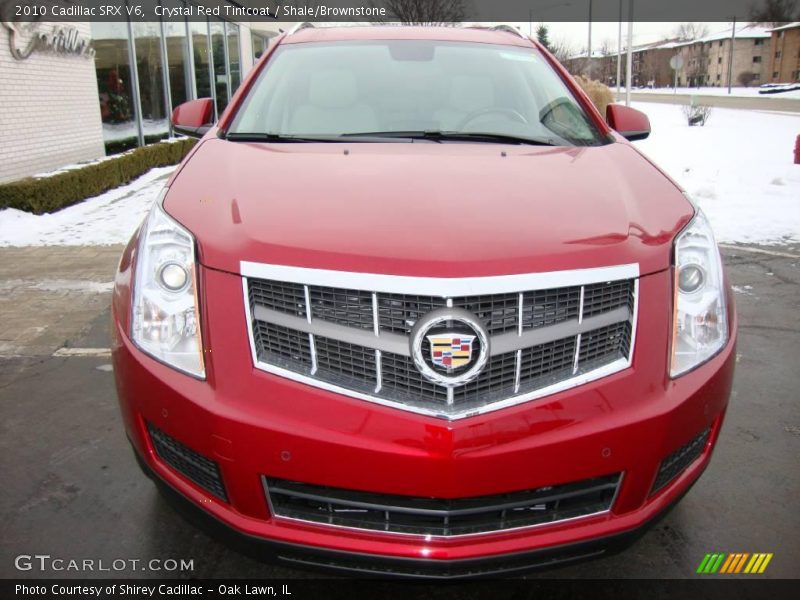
587;0;593;78
727;17;736;94
616;0;623;100
625;0;633;106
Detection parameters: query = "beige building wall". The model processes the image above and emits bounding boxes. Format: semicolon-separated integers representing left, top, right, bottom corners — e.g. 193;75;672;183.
768;26;800;83
706;36;770;87
0;22;105;184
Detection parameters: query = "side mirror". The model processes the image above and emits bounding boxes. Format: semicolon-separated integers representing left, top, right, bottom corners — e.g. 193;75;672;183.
171;98;214;138
606;104;651;141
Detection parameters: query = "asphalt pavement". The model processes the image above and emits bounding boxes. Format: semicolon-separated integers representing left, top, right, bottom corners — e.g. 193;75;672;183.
0;245;798;579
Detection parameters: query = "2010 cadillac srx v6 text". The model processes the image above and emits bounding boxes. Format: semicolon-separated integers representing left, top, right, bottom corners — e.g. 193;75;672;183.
112;25;736;578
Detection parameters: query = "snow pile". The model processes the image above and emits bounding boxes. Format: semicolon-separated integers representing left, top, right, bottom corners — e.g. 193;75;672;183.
631;102;800;245
631;86;800;99
0;166;174;246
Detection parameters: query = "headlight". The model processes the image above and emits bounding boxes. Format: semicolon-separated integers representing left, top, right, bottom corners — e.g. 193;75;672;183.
131;189;205;378
670;209;728;377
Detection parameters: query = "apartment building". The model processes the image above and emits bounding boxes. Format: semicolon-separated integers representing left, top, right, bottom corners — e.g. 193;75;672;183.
768;22;800;83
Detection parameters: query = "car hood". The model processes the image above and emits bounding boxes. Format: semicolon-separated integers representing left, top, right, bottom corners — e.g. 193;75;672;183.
165;137;692;277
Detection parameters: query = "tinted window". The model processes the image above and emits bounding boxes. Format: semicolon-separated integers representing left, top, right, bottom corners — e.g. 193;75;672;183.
229;40;607;146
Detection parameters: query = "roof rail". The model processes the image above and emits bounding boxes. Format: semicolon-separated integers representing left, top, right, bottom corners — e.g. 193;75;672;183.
490;24;527;39
288;22;315;35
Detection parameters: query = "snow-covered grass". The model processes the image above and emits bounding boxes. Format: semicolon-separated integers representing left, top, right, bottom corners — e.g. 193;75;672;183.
0;166;174;246
0;104;798;247
631;86;800;99
631;102;800;246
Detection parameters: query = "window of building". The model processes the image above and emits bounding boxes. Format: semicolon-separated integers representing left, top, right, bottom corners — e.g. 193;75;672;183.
753;56;762;63
92;15;248;154
252;32;268;59
133;22;169;144
164;13;191;111
190;20;212;101
718;57;722;64
210;18;229;115
91;22;138;154
775;50;782;58
754;39;763;46
226;22;241;91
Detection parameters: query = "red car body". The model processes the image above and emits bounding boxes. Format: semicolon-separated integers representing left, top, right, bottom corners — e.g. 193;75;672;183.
112;26;736;578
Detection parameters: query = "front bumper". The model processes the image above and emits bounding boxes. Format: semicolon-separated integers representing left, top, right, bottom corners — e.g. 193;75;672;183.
112;265;736;576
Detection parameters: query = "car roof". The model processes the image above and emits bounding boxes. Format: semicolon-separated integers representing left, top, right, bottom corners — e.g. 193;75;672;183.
280;25;534;48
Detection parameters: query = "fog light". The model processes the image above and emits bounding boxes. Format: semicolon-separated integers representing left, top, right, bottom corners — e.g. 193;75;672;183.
678;264;705;293
158;262;189;292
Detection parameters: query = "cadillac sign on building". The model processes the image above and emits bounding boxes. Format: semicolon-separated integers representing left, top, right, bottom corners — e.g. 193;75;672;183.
1;20;94;59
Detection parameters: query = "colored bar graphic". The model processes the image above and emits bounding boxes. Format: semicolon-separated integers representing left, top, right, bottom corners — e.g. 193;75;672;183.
758;554;773;573
719;554;736;574
700;552;773;575
710;553;726;573
697;554;712;574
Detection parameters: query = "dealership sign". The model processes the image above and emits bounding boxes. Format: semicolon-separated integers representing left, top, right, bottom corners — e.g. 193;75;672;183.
1;20;94;60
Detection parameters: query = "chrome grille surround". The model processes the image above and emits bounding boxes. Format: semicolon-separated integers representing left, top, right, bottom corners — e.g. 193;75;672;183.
242;262;639;420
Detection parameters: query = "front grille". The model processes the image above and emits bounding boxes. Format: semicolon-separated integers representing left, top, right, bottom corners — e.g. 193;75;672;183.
245;266;637;418
651;428;711;495
265;474;621;537
147;423;227;501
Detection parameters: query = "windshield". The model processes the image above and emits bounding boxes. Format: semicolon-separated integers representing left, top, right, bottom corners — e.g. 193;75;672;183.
228;40;608;147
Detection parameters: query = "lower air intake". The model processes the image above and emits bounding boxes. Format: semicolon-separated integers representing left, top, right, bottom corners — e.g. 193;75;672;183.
651;428;711;495
264;474;621;537
147;423;227;501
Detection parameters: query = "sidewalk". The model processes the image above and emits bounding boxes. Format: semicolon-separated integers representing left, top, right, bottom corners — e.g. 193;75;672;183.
0;246;123;357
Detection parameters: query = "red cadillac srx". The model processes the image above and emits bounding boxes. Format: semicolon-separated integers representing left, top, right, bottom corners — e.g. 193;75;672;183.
111;25;736;577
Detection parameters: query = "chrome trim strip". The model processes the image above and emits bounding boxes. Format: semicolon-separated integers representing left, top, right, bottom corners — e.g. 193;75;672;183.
371;292;379;337
517;292;524;336
578;285;585;324
446;387;454;406
240;262;640;297
628;279;640;363
261;476;618;540
250;356;631;420
609;472;625;511
572;334;581;375
490;307;630;356
374;349;382;394
253;305;410;356
304;285;317;374
514;349;522;393
253;305;631;359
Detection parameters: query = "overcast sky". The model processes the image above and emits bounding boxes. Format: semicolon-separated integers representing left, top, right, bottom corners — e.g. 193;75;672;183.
511;21;737;52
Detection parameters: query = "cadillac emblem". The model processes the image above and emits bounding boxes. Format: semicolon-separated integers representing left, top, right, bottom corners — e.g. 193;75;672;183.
428;334;476;371
410;308;490;388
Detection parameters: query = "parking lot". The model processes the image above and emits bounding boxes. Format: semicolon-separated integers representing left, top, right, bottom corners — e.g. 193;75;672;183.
0;243;798;579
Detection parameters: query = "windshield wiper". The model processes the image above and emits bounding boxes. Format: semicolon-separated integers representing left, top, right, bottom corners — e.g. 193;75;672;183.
339;130;556;146
224;132;342;143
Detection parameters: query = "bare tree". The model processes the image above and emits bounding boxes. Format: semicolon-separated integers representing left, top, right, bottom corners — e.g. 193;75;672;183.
549;37;576;64
673;23;710;41
748;0;800;24
738;71;758;86
640;51;671;87
371;0;467;25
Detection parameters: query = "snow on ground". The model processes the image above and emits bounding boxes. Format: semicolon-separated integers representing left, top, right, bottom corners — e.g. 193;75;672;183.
0;166;174;247
0;104;798;247
631;102;800;246
630;86;800;99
